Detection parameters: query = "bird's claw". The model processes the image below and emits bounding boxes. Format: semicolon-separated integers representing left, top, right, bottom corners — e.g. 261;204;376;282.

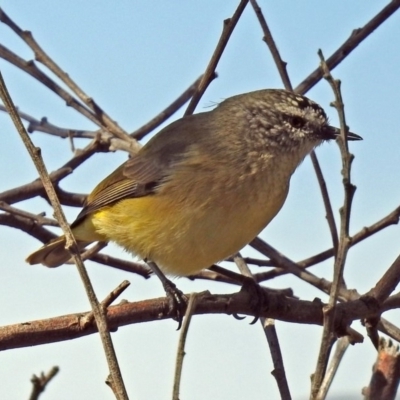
239;277;267;324
163;280;187;330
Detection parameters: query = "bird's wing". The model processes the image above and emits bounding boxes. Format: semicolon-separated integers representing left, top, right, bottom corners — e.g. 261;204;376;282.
72;113;210;227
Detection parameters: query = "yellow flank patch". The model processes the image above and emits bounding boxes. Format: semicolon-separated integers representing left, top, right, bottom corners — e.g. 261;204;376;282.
89;177;288;276
72;214;107;242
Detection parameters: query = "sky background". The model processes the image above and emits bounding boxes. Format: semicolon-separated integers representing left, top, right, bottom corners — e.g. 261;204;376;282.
1;1;400;399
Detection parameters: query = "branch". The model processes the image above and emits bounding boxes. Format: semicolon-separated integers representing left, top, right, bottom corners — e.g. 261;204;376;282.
250;2;338;252
131;74;212;140
233;254;291;399
310;152;339;252
250;0;292;91
0;71;128;399
0;135;111;206
29;366;59;400
172;293;199;400
295;0;400;95
0;43;98;127
0;201;57;226
311;53;356;398
315;337;350;400
367;253;400;304
0;104;98;139
184;0;249;115
0;8;131;141
262;318;292;400
0;289;383;351
255;204;400;282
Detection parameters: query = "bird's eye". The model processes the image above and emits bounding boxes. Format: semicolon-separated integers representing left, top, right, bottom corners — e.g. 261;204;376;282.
290;116;306;128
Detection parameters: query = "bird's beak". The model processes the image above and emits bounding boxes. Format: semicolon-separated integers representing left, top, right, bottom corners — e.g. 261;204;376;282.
322;126;363;141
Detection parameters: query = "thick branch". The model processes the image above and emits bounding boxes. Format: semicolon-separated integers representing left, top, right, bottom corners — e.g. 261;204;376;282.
0;289;383;352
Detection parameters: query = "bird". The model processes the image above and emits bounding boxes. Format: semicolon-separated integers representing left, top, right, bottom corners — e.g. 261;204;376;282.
27;89;361;277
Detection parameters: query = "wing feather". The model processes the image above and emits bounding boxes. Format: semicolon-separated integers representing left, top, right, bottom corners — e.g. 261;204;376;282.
71;112;213;227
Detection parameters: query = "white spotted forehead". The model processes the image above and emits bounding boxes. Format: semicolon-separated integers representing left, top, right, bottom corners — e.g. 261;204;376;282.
281;94;318;107
275;93;326;117
290;95;307;105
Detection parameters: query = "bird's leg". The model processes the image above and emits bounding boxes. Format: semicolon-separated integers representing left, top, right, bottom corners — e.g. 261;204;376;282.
146;260;187;329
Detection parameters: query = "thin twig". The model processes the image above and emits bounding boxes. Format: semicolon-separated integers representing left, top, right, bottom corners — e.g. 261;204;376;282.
262;319;292;400
363;252;400;348
0;104;98;138
0;43;99;127
172;293;199;400
378;319;400;346
248;236;400;346
250;238;338;298
185;0;249;115
310;152;339;252
0;201;58;226
311;52;356;399
29;366;59;400
81;280;131;328
0;71;128;400
255;204;400;282
0;8;131;141
89;253;151;277
366;253;400;304
250;0;292;91
315;337;350;400
131;74;214;140
295;0;400;95
251;2;338;252
233;254;291;400
0;136;110;206
0;167;71;205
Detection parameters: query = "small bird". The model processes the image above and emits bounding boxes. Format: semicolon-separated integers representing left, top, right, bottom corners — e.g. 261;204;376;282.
27;89;361;276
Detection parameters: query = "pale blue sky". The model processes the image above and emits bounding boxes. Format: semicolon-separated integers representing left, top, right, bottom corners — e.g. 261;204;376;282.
1;2;400;399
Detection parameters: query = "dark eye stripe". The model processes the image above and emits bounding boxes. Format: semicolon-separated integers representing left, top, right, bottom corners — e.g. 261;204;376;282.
282;113;306;127
290;116;306;128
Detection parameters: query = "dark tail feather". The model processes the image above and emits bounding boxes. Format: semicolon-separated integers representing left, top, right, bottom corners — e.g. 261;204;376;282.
26;236;92;268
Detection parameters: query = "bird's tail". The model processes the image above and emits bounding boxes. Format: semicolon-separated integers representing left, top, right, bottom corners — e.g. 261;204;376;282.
26;236;92;268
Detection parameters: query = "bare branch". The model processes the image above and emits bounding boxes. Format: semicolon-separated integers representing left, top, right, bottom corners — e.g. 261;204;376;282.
255;205;400;282
0;289;389;352
250;0;292;91
185;0;249;115
295;0;400;94
262;318;292;400
0;8;131;141
0;201;57;226
0;43;98;127
315;337;350;400
29;366;59;400
310;152;339;252
0;71;129;399
250;3;338;253
80;280;131;328
311;52;356;398
233;254;292;399
172;293;199;400
0;104;97;138
367;253;400;304
131;74;213;140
